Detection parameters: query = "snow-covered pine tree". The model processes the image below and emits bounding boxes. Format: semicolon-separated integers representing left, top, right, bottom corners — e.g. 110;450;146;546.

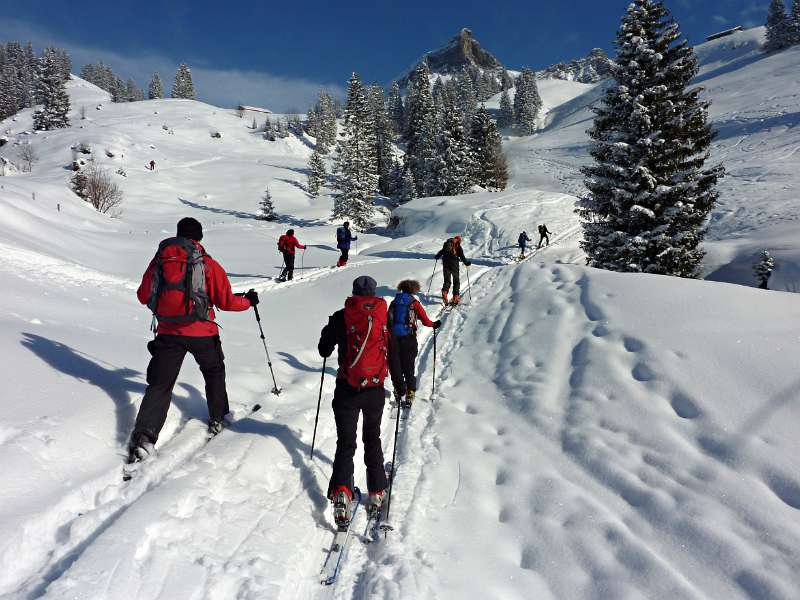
456;69;478;134
332;73;378;229
307;149;327;196
387;81;404;134
404;62;438;196
368;84;395;196
18;42;36;108
578;0;724;277
497;89;513;129
765;0;791;51
513;68;541;135
125;78;143;102
434;90;474;195
148;72;164;99
0;65;20;120
500;68;514;91
753;250;775;289
790;0;800;45
33;50;70;130
172;64;196;99
398;166;417;204
469;105;507;190
257;187;276;220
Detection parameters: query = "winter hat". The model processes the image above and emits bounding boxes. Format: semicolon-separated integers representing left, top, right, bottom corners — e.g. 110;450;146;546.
343;221;350;228
287;229;295;236
352;275;377;297
177;217;203;241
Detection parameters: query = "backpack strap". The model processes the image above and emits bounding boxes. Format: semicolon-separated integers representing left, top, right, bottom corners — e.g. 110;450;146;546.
349;314;373;369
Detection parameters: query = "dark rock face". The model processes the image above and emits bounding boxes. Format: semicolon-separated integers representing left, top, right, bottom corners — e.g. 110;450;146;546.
425;28;503;74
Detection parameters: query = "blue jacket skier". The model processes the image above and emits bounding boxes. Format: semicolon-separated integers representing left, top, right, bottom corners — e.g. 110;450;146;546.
336;221;358;267
518;231;531;258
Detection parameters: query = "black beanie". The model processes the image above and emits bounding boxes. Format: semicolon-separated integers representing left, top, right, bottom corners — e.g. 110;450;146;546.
352;275;377;296
177;217;203;241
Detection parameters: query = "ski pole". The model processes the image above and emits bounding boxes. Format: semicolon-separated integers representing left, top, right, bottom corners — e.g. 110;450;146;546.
381;392;403;537
426;258;439;298
431;328;437;402
466;265;472;303
309;356;326;459
252;304;281;395
300;248;305;280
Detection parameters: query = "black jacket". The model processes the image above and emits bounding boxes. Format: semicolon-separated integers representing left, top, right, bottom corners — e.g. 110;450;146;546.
318;309;347;371
434;240;469;268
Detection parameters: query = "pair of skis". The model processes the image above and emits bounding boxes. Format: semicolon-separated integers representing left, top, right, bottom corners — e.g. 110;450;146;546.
122;403;262;482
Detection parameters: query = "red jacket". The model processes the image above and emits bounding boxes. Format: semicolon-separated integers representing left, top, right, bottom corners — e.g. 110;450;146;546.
411;299;435;329
278;234;306;255
137;240;251;336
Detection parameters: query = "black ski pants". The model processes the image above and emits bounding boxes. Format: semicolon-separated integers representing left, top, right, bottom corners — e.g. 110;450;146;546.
442;262;460;296
279;251;295;280
329;379;388;495
133;334;229;443
537;233;549;248
389;334;418;396
339;247;349;264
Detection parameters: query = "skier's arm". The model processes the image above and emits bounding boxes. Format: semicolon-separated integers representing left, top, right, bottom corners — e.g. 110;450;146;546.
207;258;251;311
412;300;435;328
318;311;344;357
458;246;470;265
434;249;443;260
136;257;156;305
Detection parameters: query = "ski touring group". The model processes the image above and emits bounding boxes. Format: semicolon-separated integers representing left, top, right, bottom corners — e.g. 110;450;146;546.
124;216;552;583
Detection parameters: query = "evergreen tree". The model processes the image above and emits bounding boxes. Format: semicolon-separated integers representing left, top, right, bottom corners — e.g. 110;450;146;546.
404;62;438;196
172;64;196;99
513;68;542;135
307;149;327;196
578;0;723;277
19;43;36;108
257;187;276;220
398;167;417;204
790;0;800;45
753;250;775;289
368;84;395;196
765;0;791;51
500;68;514;91
434;91;473;195
33;50;70;130
148;72;164;99
469;106;507;190
455;69;478;134
332;73;378;229
387;81;405;134
0;65;20;120
125;78;143;102
497;89;513;129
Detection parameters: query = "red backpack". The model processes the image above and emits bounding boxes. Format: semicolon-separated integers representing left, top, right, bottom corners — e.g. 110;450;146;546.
341;295;389;389
146;237;210;328
277;235;288;252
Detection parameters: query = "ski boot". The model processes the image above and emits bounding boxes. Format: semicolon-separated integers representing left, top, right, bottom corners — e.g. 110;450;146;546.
367;490;385;518
441;289;449;305
391;389;403;408
331;485;354;531
127;430;155;464
451;294;461;306
208;419;224;437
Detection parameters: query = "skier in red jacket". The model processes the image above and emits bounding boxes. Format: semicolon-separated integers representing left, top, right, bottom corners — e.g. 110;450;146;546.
128;217;257;464
277;228;306;282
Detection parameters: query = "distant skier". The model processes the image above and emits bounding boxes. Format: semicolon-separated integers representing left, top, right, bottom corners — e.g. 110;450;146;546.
128;217;258;464
149;160;156;171
537;224;551;249
388;279;441;407
276;228;305;282
518;231;532;259
336;221;357;267
434;235;471;305
318;275;388;527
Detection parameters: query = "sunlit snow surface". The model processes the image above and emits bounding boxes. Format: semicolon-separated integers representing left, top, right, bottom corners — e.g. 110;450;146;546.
0;27;798;599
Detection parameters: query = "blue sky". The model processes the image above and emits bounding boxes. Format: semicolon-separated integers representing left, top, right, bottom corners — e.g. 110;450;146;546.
3;0;770;111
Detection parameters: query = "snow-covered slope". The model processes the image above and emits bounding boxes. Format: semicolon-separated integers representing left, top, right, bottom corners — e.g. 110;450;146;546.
1;29;799;599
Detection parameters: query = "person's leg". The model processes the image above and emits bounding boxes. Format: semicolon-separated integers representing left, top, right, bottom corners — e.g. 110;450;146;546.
545;234;550;246
442;264;452;294
133;335;188;443
329;380;359;496
285;252;295;280
452;268;461;297
358;388;388;493
188;335;229;422
388;335;406;397
400;335;419;392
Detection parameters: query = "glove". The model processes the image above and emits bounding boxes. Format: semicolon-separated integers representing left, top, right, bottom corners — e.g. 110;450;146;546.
464;261;472;267
245;289;259;306
433;320;442;330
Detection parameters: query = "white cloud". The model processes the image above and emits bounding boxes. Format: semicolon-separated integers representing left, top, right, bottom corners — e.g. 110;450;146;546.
712;15;730;25
0;17;343;111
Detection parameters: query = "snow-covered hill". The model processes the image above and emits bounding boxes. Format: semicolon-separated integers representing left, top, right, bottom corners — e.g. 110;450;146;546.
0;26;799;599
